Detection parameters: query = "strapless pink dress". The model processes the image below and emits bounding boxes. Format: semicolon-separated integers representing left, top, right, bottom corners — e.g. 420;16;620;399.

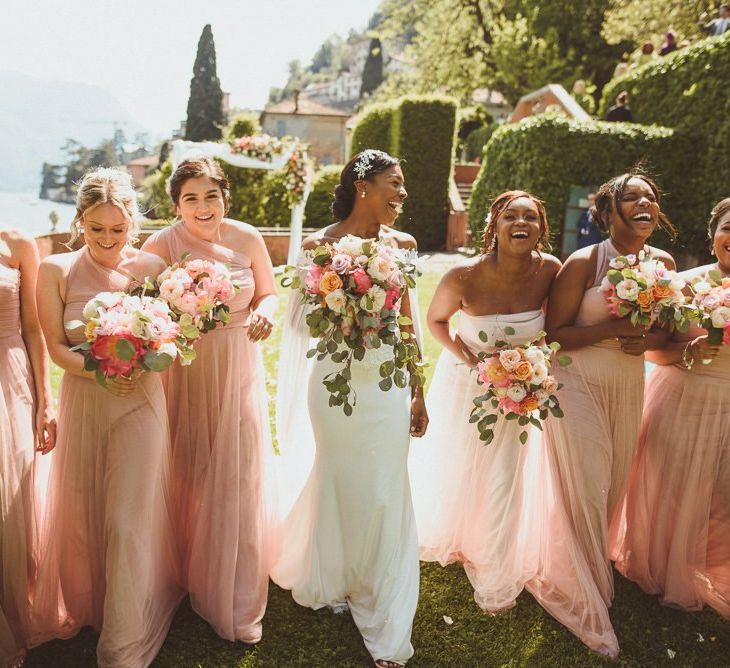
29;247;182;667
0;257;38;664
614;312;730;617
544;239;645;605
144;222;275;643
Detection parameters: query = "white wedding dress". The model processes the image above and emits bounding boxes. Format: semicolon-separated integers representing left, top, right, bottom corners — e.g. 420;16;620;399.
271;287;422;664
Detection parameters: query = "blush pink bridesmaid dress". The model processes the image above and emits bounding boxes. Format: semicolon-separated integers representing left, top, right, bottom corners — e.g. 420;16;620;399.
0;257;38;666
144;222;275;644
614;313;730;617
29;247;182;667
543;238;645;606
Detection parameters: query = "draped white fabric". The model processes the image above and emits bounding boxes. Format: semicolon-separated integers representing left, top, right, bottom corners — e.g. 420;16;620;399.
170;139;312;265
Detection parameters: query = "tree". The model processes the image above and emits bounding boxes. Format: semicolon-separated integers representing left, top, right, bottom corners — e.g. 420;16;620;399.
185;24;225;142
360;38;384;99
157;141;170;168
39;162;61;199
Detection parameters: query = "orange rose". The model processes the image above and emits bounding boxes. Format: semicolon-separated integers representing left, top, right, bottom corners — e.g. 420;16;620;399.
636;290;654;309
319;271;343;295
520;396;539;412
512;360;534;381
652;284;672;300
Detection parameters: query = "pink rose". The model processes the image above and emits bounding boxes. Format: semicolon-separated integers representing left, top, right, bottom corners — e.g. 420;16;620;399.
351;267;373;295
499;397;523;415
91;333;143;377
304;265;325;293
331;253;352;274
385;269;405;290
384;288;401;311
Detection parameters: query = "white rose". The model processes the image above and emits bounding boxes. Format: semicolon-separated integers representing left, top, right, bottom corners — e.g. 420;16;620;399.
506;384;527;402
669;275;685;291
498;349;522;371
367;255;392;282
82;299;101;320
616;278;640;301
710;306;730;329
693;280;712;296
333;235;364;257
324;288;348;314
158;341;178;359
531;363;548;385
523;347;545;366
360;285;386;313
129;313;148;339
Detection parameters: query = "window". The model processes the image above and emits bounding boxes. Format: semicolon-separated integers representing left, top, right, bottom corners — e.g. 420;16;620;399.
276;120;287;136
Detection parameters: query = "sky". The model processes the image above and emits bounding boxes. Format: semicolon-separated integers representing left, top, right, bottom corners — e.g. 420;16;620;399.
3;0;383;139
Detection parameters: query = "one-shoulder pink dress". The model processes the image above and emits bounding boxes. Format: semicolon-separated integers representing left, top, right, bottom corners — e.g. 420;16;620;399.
544;239;645;605
29;247;182;667
144;222;274;643
0;257;38;664
614;312;730;617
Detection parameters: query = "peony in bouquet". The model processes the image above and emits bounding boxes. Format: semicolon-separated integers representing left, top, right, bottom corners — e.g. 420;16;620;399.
66;292;194;387
155;255;238;346
282;234;426;415
470;330;569;445
690;269;730;346
601;250;693;331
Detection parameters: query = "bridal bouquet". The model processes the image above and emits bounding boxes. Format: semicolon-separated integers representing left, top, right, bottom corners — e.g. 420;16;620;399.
601;251;692;331
282;235;426;415
690;269;730;346
155;255;239;345
470;331;569;445
66;292;194;387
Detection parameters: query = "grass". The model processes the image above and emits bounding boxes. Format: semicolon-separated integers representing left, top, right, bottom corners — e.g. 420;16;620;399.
29;267;730;667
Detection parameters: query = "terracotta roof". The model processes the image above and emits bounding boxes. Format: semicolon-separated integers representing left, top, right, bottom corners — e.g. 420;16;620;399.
126;155;159;167
263;98;351;117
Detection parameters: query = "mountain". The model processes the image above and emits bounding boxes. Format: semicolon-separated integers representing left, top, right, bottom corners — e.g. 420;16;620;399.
0;70;147;193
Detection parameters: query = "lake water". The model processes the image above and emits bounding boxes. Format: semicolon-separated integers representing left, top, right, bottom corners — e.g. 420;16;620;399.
0;192;77;237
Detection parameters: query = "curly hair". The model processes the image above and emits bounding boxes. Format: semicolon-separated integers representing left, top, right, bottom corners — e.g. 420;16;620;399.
707;197;730;247
481;190;551;254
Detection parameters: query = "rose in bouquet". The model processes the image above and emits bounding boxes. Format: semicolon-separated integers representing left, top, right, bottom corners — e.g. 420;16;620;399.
601;250;693;331
66;291;194;387
690;269;730;346
230;133;285;161
470;329;570;445
155;255;239;349
282;235;426;415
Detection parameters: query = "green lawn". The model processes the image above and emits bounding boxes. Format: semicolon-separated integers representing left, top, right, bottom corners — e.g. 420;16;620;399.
29;270;730;667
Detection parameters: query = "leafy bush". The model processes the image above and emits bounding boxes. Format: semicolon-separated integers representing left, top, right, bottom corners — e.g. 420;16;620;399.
140;160;174;221
599;33;730;253
392;95;458;250
304;164;342;227
469;113;694;254
349;102;396;156
224;112;262;140
465;125;496;162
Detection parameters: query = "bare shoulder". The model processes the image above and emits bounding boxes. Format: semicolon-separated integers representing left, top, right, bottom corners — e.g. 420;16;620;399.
2;228;37;260
558;244;595;275
538;252;562;277
680;262;714;282
301;224;339;251
224;218;263;241
132;249;167;277
649;246;676;269
40;249;78;277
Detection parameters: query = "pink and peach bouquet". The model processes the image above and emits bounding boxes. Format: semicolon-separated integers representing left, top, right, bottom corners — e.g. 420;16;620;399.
282;235;425;415
470;330;569;445
601;251;693;331
66;291;194;387
690;269;730;346
155;255;238;341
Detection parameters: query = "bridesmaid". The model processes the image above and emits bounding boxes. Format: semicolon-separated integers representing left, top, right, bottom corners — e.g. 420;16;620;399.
272;150;428;667
142;157;277;643
0;227;54;667
544;173;677;605
409;191;618;657
614;198;730;617
31;168;182;666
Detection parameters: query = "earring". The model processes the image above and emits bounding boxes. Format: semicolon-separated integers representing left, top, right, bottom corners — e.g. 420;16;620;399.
361;191;366;198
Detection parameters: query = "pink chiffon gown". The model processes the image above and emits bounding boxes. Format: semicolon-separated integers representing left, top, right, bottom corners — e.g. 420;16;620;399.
544;238;645;605
29;247;182;667
0;258;38;665
409;310;619;657
614;314;730;617
144;221;275;643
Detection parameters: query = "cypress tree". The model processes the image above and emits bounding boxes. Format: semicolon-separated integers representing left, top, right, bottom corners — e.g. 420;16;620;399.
360;38;384;99
185;24;225;141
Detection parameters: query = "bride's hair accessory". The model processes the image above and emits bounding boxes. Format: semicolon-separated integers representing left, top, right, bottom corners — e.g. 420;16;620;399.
353;149;378;179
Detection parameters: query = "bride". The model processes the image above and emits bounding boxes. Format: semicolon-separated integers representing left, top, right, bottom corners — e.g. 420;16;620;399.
271;150;427;667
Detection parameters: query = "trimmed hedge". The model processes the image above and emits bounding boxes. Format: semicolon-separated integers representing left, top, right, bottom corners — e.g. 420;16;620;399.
304;165;342;227
350;95;458;250
464;124;496;162
350;102;396;156
469;113;695;254
599;33;730;255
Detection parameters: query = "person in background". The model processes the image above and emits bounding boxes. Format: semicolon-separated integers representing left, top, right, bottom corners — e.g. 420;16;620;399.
612;59;630;80
572;79;595;115
605;92;633;123
576;192;602;249
701;4;730;36
632;42;656;69
659;31;678;56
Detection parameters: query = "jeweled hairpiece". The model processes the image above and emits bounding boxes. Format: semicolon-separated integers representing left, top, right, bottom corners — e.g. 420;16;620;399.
353;150;378;179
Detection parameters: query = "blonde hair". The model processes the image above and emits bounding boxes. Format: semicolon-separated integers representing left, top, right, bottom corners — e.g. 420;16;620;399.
69;167;140;246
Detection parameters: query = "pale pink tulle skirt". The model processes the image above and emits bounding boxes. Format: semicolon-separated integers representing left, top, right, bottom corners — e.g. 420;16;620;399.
614;358;730;617
29;372;181;668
